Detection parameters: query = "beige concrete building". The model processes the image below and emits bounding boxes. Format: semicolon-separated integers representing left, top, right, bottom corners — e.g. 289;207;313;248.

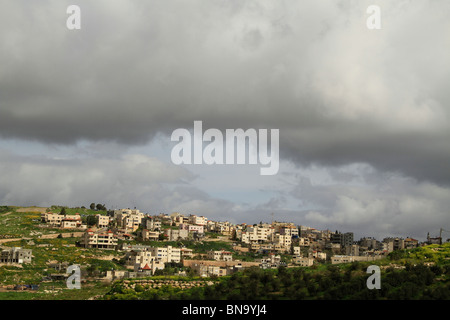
130;251;165;274
310;250;327;260
141;229;160;241
184;260;259;277
188;215;207;226
298;237;310;246
293;256;314;267
345;244;360;256
80;229;118;249
258;254;282;268
144;217;162;231
147;246;181;263
113;209;145;232
273;233;292;250
42;212;86;229
279;225;299;238
207;250;233;261
0;247;32;264
382;237;405;252
241;226;273;244
405;238;419;249
194;265;229;277
96;214;111;228
41;212;65;226
180;224;204;234
61;215;83;229
331;254;384;264
164;228;189;241
180;248;194;259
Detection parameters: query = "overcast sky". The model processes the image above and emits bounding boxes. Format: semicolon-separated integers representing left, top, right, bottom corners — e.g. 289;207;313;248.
1;0;449;241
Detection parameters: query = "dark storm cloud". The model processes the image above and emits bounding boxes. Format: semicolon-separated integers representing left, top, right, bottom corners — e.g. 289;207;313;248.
1;0;450;185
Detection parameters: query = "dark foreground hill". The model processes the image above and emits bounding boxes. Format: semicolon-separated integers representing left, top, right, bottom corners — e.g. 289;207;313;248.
103;243;450;300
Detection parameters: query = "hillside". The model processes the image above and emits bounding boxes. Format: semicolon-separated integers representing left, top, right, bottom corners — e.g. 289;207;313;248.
1;205;449;300
103;244;450;300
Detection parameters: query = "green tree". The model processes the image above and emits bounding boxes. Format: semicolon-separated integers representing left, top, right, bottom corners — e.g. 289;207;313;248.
86;215;98;227
96;203;106;211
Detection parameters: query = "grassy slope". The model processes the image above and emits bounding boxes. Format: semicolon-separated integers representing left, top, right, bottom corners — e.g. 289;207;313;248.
102;243;450;300
0;206;119;299
2;206;449;300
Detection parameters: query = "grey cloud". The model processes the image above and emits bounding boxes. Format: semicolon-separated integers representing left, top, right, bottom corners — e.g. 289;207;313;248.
286;165;450;241
0;149;193;208
0;148;245;222
1;1;450;185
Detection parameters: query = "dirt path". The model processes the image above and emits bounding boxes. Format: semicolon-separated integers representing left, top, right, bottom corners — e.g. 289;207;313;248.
2;212;12;216
0;238;25;245
15;207;48;213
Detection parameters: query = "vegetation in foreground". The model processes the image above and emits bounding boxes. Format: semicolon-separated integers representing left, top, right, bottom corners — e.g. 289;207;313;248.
103;243;450;300
1;206;450;300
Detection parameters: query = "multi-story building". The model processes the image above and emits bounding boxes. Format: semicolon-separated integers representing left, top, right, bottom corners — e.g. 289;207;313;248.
147;246;181;263
250;243;273;252
383;237;405;252
188;215;207;226
164;228;189;241
298;237;310;246
41;212;65;226
80;229;118;250
123;214;144;232
42;212;85;229
0;247;32;264
96;214;111;228
142;217;161;231
279;225;299;238
171;214;188;226
210;221;233;236
293;256;314;267
113;209;145;232
258;254;282;269
61;218;78;229
273;233;292;250
179;224;204;234
405;238;419;249
180;248;194;259
359;237;379;250
345;244;360;256
207;250;233;261
130;251;165;274
331;231;354;248
141;229;160;241
61;215;83;229
241;226;273;244
192;264;229;277
310;250;327;260
331;254;384;264
382;241;394;252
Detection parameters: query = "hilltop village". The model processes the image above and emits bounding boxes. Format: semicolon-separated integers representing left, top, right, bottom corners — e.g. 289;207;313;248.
1;204;443;284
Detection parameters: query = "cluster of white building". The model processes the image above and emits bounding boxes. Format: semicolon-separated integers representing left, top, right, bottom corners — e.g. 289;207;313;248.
41;212;87;229
40;207;426;277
